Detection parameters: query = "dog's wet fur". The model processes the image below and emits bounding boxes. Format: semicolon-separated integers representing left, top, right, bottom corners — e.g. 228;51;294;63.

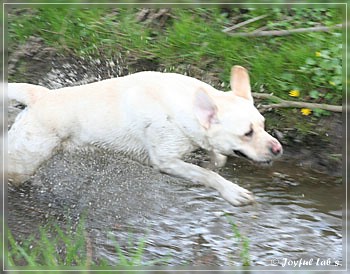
8;66;282;206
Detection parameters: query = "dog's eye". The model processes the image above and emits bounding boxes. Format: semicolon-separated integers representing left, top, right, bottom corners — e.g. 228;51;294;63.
244;129;253;137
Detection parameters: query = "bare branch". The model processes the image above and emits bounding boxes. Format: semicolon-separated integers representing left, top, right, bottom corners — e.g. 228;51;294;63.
252;92;342;112
223;14;269;33
226;24;343;37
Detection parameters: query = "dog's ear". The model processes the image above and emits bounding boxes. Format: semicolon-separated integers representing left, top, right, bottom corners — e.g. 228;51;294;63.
194;88;219;129
230;65;253;103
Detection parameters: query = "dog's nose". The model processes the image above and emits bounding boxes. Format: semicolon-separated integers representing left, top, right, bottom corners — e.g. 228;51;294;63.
270;140;282;156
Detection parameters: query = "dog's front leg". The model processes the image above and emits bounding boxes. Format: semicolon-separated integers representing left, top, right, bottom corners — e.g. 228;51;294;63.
156;159;254;206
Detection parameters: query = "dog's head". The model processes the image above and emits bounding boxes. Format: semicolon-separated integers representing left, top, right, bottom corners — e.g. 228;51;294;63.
194;65;282;164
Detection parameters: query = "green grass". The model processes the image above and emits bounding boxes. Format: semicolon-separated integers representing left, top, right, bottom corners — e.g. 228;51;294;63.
8;8;151;56
7;7;343;108
108;233;170;267
6;218;169;269
227;217;251;267
6;216;250;268
7;219;89;267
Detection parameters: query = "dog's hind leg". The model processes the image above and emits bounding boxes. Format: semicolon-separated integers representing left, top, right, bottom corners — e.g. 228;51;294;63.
8;111;60;186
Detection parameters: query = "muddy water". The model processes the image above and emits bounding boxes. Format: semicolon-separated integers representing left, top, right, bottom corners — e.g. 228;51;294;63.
7;57;343;267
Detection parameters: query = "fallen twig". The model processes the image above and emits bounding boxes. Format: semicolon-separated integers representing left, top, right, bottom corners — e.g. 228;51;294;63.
227;24;342;37
252;92;342;112
251;17;293;33
223;14;269;33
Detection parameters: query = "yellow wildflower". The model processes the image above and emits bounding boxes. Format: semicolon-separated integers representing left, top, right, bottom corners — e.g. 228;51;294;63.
315;51;322;57
289;89;300;97
329;81;336;86
301;108;312;116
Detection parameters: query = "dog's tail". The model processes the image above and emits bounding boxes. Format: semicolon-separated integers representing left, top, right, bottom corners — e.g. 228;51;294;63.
8;83;49;106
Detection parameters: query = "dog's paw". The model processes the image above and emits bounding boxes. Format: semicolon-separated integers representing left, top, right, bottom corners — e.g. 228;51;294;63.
220;183;255;206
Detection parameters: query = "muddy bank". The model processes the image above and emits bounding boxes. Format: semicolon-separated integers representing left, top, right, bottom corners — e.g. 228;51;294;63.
8;37;343;177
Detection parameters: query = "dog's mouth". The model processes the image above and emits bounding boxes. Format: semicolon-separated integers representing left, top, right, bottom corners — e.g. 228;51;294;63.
233;150;272;165
233;150;249;159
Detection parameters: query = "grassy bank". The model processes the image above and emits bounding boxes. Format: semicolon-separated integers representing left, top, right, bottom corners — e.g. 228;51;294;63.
8;7;343;108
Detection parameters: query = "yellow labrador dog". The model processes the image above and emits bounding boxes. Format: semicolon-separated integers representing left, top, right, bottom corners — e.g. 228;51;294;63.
8;66;282;206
